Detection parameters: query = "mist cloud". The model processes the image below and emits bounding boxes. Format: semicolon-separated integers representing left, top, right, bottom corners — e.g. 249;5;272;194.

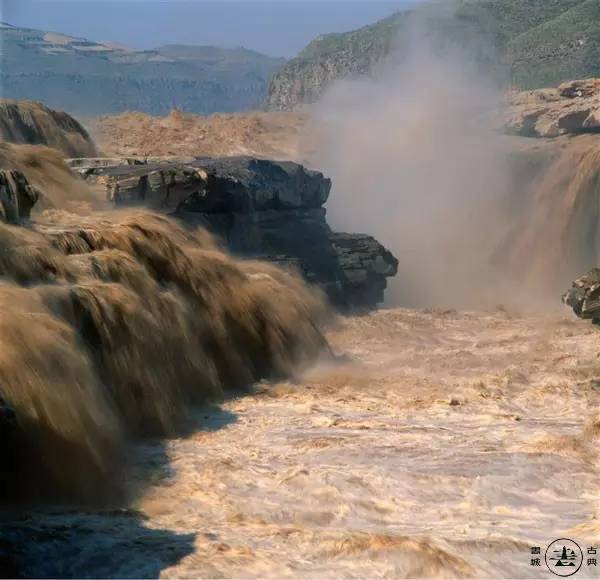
307;9;517;309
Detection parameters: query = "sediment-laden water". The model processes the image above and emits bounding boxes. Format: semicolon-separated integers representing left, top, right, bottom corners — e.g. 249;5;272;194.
0;206;328;506
5;307;598;578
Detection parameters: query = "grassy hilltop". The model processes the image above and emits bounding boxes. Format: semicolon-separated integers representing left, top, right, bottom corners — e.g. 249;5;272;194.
265;0;600;109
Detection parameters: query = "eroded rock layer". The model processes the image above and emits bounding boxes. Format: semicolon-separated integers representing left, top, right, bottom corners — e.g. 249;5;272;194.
505;79;600;138
70;156;398;309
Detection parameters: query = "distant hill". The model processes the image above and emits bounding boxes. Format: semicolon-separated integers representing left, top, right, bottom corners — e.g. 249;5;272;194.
265;0;600;110
0;23;285;117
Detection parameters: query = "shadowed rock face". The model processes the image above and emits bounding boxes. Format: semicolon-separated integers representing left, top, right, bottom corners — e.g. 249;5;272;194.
0;169;39;223
329;233;398;308
180;157;331;212
0;396;18;505
71;156;398;309
563;268;600;321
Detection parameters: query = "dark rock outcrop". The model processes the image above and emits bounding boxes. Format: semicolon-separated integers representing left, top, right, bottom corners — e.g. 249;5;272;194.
0;169;39;223
179;157;331;212
563;268;600;321
329;233;398;308
0;397;19;502
71;156;398;308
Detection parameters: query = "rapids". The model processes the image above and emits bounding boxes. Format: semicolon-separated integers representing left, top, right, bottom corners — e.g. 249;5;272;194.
2;125;600;579
0;208;328;504
4;306;598;577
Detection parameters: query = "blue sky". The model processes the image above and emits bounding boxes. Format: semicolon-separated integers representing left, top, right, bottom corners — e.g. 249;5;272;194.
2;1;419;57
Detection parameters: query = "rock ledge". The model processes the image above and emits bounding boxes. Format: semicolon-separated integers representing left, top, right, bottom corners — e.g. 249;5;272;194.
69;155;398;309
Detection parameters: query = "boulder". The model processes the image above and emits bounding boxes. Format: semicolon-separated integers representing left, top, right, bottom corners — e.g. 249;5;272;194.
563;268;600;321
330;233;398;308
75;156;398;309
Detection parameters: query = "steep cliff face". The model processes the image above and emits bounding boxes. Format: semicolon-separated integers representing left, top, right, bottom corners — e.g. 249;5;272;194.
265;0;600;110
264;12;405;111
70;156;398;309
0;100;98;157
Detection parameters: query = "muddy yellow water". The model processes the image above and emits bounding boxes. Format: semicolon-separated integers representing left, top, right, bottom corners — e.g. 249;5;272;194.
11;307;600;578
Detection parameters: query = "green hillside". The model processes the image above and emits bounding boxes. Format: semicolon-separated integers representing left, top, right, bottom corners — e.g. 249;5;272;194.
506;0;600;88
265;0;600;109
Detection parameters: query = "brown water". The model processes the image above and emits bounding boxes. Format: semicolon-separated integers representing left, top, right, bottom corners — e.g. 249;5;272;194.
8;306;599;578
0;209;328;504
2;136;600;578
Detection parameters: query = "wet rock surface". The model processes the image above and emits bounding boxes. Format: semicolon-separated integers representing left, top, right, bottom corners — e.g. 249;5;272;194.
0;169;39;223
69;156;398;309
330;233;398;308
0;397;18;501
563;268;600;321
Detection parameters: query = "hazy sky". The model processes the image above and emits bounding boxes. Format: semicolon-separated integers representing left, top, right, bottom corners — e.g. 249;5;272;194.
2;1;419;58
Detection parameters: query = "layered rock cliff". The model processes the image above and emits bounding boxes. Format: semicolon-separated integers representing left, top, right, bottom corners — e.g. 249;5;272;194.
505;79;600;137
70;156;398;308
